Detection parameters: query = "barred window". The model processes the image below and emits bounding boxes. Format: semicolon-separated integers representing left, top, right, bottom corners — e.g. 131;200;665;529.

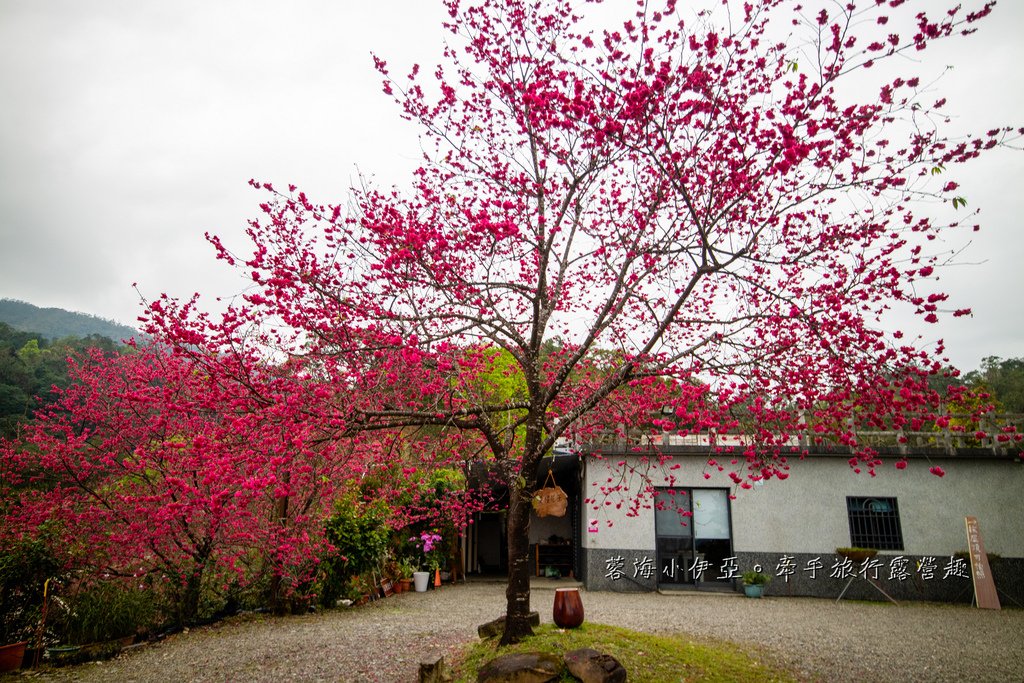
846;497;904;551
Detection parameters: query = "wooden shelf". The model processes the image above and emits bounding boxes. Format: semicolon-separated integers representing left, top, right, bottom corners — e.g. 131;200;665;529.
534;543;573;577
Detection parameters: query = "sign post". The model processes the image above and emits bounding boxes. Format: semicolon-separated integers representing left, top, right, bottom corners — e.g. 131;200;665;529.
965;516;1000;610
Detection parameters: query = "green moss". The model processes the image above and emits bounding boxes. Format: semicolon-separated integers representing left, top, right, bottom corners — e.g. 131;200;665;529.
452;623;796;682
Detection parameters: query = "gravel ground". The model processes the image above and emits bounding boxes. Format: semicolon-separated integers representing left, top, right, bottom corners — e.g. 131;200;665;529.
16;579;1024;683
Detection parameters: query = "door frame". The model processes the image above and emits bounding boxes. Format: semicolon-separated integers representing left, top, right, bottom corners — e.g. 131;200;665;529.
654;486;734;590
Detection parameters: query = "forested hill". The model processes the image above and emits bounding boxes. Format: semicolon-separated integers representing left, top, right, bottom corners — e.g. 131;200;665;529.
0;299;138;343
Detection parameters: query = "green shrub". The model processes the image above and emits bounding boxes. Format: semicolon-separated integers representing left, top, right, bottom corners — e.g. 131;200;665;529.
0;538;62;644
316;495;391;606
58;578;160;645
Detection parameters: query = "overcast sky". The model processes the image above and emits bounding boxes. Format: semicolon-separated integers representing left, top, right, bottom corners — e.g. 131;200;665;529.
0;1;1021;372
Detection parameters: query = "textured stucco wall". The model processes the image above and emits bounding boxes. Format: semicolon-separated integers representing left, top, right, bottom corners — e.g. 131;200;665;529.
732;456;1024;556
579;452;1024;601
582;454;1024;555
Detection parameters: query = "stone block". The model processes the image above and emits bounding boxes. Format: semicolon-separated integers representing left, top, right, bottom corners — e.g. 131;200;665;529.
476;652;562;683
564;648;627;683
419;655;452;683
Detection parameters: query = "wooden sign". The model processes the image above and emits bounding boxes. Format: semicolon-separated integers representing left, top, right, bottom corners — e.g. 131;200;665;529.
965;516;1000;610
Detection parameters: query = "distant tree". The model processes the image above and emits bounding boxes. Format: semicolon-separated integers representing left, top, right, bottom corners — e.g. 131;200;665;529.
142;0;1017;643
0;331;34;436
963;356;1024;413
0;322;122;438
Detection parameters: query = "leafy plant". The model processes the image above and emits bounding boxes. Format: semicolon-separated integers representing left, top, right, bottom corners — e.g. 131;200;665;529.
741;570;771;587
316;495;391;606
398;557;418;580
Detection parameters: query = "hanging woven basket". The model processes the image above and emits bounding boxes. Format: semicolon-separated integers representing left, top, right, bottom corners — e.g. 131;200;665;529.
532;470;567;517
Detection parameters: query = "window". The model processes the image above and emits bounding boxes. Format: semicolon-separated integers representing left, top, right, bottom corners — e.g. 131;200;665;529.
846;497;903;550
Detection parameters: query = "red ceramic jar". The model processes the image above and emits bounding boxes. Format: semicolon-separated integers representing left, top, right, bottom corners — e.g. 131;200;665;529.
552;587;584;628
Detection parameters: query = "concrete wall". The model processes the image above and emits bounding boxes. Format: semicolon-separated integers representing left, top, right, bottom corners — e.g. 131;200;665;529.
579;452;1024;601
731;456;1024;557
530;510;572;545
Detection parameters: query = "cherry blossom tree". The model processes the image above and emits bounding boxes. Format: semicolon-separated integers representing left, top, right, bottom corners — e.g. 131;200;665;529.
142;0;1017;642
0;343;367;624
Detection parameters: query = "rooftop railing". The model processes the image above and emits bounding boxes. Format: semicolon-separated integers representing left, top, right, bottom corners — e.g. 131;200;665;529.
578;413;1024;457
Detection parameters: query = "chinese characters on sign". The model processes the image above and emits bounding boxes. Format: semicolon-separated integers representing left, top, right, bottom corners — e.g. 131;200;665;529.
604;554;970;582
965;516;1001;610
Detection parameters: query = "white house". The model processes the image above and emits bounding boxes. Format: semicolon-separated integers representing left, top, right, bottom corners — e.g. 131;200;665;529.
574;443;1024;604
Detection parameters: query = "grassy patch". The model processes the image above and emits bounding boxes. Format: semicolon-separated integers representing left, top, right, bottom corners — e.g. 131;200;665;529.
452;622;796;682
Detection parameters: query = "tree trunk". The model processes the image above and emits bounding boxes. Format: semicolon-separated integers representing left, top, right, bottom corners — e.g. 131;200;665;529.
500;482;535;645
178;560;207;626
177;541;213;627
179;572;201;627
269;481;291;615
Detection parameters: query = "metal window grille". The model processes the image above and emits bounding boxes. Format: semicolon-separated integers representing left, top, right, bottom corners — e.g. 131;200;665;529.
846;497;904;550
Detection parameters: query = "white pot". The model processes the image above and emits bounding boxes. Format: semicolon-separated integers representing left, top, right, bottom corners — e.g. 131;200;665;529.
413;571;430;592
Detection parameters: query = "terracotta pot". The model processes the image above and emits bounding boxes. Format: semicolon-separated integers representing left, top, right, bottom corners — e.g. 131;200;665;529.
553;587;584;629
0;642;27;672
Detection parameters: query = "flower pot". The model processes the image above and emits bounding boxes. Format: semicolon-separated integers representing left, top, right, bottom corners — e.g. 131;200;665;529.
0;642;27;673
46;644;82;664
553;587;584;628
399;578;413;593
743;584;764;598
413;571;430;592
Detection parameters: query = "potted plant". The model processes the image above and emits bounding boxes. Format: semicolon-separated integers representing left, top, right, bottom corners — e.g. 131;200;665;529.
397;558;416;593
410;531;444;591
741;570;771;598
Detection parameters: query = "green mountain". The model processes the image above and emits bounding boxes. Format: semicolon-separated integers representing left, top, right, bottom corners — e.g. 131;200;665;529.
0;299;138;343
